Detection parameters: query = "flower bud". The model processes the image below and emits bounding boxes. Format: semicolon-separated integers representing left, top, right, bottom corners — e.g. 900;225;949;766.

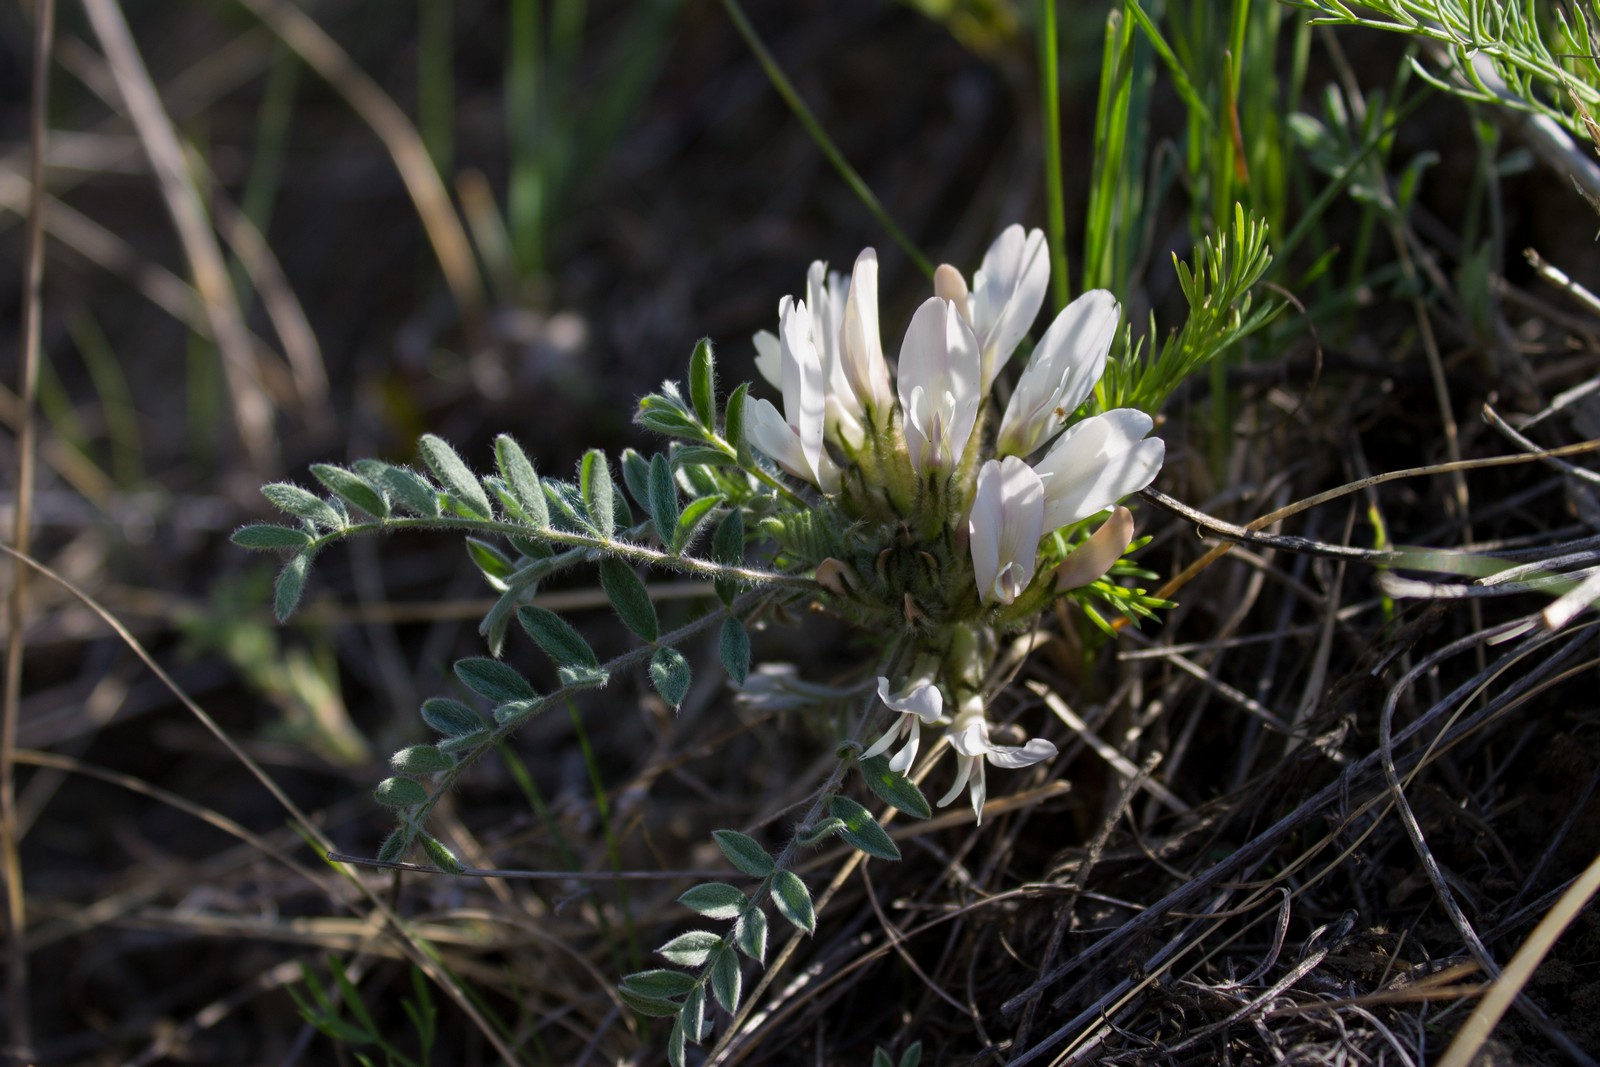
1053;506;1135;590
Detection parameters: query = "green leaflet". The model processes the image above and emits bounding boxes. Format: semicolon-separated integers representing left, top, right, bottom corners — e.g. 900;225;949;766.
598;558;659;641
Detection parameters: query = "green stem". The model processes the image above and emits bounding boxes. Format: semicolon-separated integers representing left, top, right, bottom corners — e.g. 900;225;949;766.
718;0;932;277
307;516;815;589
1038;0;1070;310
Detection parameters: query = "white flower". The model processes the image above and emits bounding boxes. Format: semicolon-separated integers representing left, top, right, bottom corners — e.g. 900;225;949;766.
862;676;945;773
840;248;895;421
805;261;868;448
941;225;1050;394
754;250;891;451
937;708;1057;822
743;297;842;492
969;457;1045;605
752;326;782;390
1053;506;1135;590
898;297;982;475
1032;408;1164;532
996;289;1119;458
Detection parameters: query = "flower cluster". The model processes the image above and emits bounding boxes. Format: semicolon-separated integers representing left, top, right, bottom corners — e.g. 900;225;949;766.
745;226;1165;819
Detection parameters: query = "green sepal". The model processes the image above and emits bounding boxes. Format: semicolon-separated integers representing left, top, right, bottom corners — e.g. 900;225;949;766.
735;907;767;964
689;337;716;427
579;449;616;537
420;697;482;736
518;605;599;669
726;383;752;467
677;882;746;919
454;657;538;703
232;524;313;550
598;558;659;641
494;434;548;527
709;946;741;1014
719;618;750;685
712;829;773;877
650;646;692;708
672;495;723;554
391;745;452;775
376;464;441;517
262;482;343;530
829;795;901;861
656;930;722;968
418;434;492;520
418;832;464;874
618;988;682;1019
274;552;312;622
648;453;679;544
376;826;414;863
621;969;699;999
310;464;388;518
374;776;428;808
858;755;932;819
771;869;815;933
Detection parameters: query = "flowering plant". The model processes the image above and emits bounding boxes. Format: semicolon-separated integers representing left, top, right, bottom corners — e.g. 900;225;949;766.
235;213;1272;1064
734;225;1164;818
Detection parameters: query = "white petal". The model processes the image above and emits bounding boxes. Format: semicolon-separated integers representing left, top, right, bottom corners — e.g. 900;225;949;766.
841;248;894;415
753;329;782;389
1054;506;1136;590
970;457;1046;605
887;717;922;774
744;395;817;486
1033;409;1164;531
778;298;831;487
972;225;1050;392
876;676;944;723
983;737;1057;769
898;298;981;474
947;717;991;757
967;762;987;820
993;457;1044;603
860;717;906;761
997;289;1119;457
936;754;975;808
968;460;1005;605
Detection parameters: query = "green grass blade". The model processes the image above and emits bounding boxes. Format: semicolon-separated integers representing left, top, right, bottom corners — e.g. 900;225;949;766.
1038;0;1069;309
719;0;931;277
